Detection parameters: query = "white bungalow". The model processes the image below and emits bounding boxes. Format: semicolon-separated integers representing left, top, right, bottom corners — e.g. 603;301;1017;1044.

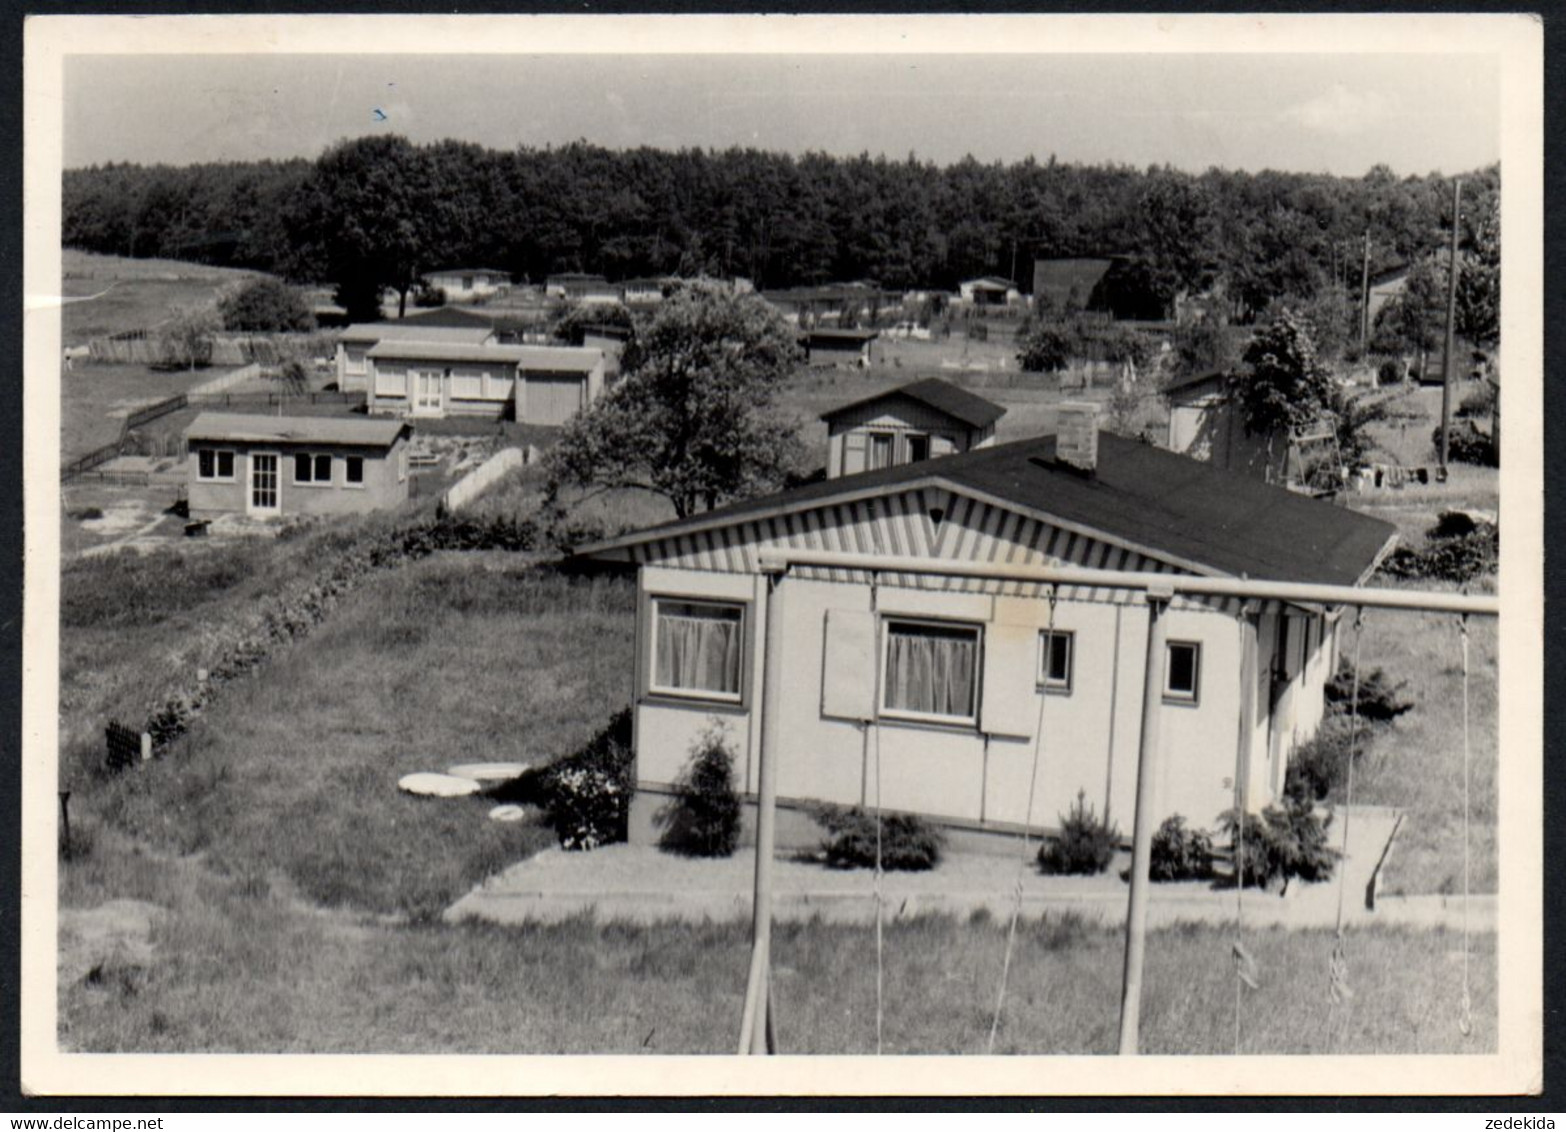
334;310;497;392
422;267;512;303
575;406;1398;851
365;341;607;425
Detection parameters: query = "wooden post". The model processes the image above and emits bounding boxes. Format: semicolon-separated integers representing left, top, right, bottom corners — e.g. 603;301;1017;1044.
1234;604;1260;815
1118;585;1171;1055
140;732;153;762
1440;178;1463;469
740;569;786;1054
59;791;72;860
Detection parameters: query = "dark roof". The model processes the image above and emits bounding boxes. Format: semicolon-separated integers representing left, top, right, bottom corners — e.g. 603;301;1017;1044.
338;322;494;345
963;276;1016;290
186;412;409;449
820;378;1007;430
802;328;879;344
1162;368;1231;397
396;307;497;329
425;267;509;279
579;432;1398;587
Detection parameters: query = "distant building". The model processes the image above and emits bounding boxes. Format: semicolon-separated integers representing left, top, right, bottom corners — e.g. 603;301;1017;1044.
820;378;1006;478
800;327;880;369
1031;258;1117;316
958;277;1022;307
1163;369;1283;482
364;340;607;425
423;268;511;303
545;273;621;304
334;315;496;392
621;277;673;307
185;412;411;521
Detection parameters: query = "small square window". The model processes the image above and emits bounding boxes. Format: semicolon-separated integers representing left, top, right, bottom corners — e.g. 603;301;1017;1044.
293;453;312;483
1039;630;1074;692
216;451;234;479
906;433;930;463
1165;641;1201;703
198;449;215;479
652;599;745;701
345;456;364;484
314;454;332;482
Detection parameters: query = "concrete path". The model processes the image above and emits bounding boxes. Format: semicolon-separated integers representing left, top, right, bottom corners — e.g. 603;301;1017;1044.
447;807;1495;933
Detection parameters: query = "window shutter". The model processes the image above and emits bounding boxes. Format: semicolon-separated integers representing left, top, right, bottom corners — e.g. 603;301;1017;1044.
843;431;868;473
981;621;1037;738
821;609;876;722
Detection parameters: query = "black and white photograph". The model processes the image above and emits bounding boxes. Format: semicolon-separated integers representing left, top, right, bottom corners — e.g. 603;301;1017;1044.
19;13;1543;1097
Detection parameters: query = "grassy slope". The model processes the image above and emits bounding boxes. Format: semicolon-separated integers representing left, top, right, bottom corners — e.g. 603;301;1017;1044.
75;551;636;920
61;361;244;462
61;249;258;345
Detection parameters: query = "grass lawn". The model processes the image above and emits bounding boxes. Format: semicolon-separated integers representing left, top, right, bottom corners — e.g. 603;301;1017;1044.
74;551;636;920
61;249;258;346
61;361;244;463
59;829;1494;1055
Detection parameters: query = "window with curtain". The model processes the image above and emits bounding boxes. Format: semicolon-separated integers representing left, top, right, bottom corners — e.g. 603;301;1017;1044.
882;619;980;722
1038;629;1074;691
653;599;744;701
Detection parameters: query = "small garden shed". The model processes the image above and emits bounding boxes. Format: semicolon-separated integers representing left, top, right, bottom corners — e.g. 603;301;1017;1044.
821;378;1006;477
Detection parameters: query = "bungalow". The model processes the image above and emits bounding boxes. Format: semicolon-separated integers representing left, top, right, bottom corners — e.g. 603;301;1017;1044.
574;408;1397;850
801;327;879;369
1164;369;1286;483
423;267;511;303
821;378;1006;477
545;273;622;305
958;276;1023;307
364;339;607;425
334;313;496;392
185;412;411;521
621;277;674;307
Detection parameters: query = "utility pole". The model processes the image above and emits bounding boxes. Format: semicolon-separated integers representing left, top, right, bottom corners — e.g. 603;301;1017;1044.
1359;229;1372;350
1439;179;1463;469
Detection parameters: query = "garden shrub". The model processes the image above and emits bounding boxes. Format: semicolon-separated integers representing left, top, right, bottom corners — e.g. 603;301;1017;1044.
661;727;743;857
1149;814;1214;882
1037;790;1119;876
1431;420;1497;466
812;804;945;871
1379;523;1498;585
1218;789;1339;890
1324;660;1413;722
1376;358;1407;386
541;707;634;851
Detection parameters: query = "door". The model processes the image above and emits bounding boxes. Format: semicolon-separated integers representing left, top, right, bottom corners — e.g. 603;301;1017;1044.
413;369;444;416
248;452;280;517
526;375;586;425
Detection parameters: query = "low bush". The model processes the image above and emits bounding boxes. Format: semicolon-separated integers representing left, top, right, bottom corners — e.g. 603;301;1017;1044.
1376;358;1407;386
1038;790;1120;876
1218;790;1339;890
1324;660;1413;722
1285;717;1359;803
1457;382;1497;419
812;805;945;871
1431;421;1497;466
1379;526;1498;585
541;707;634;851
661;727;743;858
1149;814;1214;882
68;506;104;521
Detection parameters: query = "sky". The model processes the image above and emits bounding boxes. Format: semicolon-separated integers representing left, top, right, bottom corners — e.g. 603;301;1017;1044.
63;52;1500;177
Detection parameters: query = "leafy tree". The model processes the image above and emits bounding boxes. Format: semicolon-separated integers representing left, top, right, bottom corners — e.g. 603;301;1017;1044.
1171;312;1240;379
286;135;436;321
1230;309;1336;438
157;306;221;370
218;277;316;333
1017;322;1079;374
544;282;806;519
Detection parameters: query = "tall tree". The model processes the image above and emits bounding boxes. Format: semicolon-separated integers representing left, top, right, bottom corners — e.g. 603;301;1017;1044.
544;282;805;519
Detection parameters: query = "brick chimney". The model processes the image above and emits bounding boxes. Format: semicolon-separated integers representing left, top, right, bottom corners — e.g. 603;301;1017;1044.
1056;401;1100;473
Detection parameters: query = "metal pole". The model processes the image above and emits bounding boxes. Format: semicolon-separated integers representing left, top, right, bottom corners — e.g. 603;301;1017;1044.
1119;585;1171;1055
1359;229;1372;350
1440;178;1463;469
740;570;785;1054
755;550;1499;618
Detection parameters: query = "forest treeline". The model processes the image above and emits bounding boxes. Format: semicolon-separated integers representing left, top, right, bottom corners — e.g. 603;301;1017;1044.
63;136;1499;324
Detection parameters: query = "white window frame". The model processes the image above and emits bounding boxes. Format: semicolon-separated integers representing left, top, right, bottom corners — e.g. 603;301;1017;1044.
648;597;747;705
343;454;366;489
867;431;896;471
1164;640;1202;705
292;452;333;486
879;616;983;727
196;447;237;482
1037;629;1075;694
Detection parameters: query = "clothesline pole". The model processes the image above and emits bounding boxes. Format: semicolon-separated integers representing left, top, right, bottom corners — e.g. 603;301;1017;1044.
1118;583;1172;1055
740;570;785;1054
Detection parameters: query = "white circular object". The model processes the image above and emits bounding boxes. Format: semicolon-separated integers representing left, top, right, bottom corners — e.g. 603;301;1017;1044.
447;762;530;783
488;804;527;823
398;772;482;798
